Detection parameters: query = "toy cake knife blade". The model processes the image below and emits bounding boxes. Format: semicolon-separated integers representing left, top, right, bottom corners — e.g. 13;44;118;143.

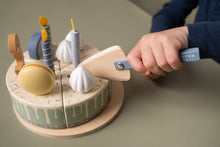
79;45;130;81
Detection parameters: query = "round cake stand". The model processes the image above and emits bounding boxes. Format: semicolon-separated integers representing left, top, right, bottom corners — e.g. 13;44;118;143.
13;81;124;138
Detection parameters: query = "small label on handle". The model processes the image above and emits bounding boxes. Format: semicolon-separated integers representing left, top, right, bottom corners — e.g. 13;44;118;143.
179;47;200;62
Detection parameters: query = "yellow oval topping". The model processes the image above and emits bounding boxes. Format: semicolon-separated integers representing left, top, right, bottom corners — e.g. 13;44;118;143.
18;63;55;95
42;29;47;42
39;16;48;26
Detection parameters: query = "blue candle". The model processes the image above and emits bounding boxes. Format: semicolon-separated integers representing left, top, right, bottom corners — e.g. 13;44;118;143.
41;41;55;73
41;25;52;41
71;30;80;68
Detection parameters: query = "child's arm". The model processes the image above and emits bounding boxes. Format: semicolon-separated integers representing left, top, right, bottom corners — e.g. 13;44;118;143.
153;0;220;63
151;0;198;33
187;22;220;62
127;26;188;79
127;0;198;79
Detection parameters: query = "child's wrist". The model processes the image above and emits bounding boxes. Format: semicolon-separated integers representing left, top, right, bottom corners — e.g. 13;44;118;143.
179;26;189;49
183;26;188;36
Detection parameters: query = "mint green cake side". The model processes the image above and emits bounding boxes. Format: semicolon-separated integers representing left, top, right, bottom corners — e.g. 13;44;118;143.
10;94;66;128
65;81;111;128
6;61;66;129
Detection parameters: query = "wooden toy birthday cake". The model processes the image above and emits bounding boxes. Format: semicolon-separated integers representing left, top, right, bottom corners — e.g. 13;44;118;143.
6;16;130;137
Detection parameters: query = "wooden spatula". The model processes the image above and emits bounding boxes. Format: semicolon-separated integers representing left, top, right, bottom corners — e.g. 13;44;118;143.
79;45;130;81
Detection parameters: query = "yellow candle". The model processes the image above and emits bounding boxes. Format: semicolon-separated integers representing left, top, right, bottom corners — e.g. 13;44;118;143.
42;29;47;42
71;18;76;32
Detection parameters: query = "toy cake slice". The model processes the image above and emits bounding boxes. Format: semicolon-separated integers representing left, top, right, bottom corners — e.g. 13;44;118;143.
60;45;111;128
61;64;111;128
6;59;66;129
79;45;130;81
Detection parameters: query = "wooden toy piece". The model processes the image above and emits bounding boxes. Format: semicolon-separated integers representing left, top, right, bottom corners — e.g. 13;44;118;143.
39;16;52;41
8;34;25;75
41;30;55;73
6;59;66;129
39;16;48;26
13;81;124;138
60;45;111;128
25;43;58;64
179;47;200;62
114;60;133;70
69;66;94;93
41;25;52;41
62;65;111;128
71;18;76;32
114;47;200;71
79;45;131;81
65;30;86;50
70;18;80;68
28;33;42;60
42;29;47;42
6;44;124;136
56;40;72;62
18;63;55;95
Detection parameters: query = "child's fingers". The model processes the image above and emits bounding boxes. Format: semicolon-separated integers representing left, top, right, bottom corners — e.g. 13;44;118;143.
127;53;146;74
141;45;164;76
151;42;173;72
145;72;166;80
163;44;182;70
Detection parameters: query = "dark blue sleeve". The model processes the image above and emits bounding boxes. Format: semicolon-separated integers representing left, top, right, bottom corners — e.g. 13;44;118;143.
150;0;198;33
187;22;220;62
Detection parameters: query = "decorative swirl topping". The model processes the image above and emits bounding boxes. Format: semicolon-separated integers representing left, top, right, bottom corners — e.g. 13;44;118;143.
56;40;72;62
69;66;94;93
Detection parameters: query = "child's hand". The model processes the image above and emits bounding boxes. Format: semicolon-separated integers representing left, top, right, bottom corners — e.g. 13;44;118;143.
127;26;188;80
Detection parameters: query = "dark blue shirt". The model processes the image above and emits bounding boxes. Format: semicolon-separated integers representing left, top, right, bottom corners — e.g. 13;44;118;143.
151;0;220;62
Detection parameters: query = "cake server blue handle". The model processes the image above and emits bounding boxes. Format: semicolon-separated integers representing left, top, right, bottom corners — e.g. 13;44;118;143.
114;47;200;70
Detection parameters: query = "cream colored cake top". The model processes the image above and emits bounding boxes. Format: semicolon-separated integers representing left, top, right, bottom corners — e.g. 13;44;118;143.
6;45;103;108
61;63;109;106
6;61;62;108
